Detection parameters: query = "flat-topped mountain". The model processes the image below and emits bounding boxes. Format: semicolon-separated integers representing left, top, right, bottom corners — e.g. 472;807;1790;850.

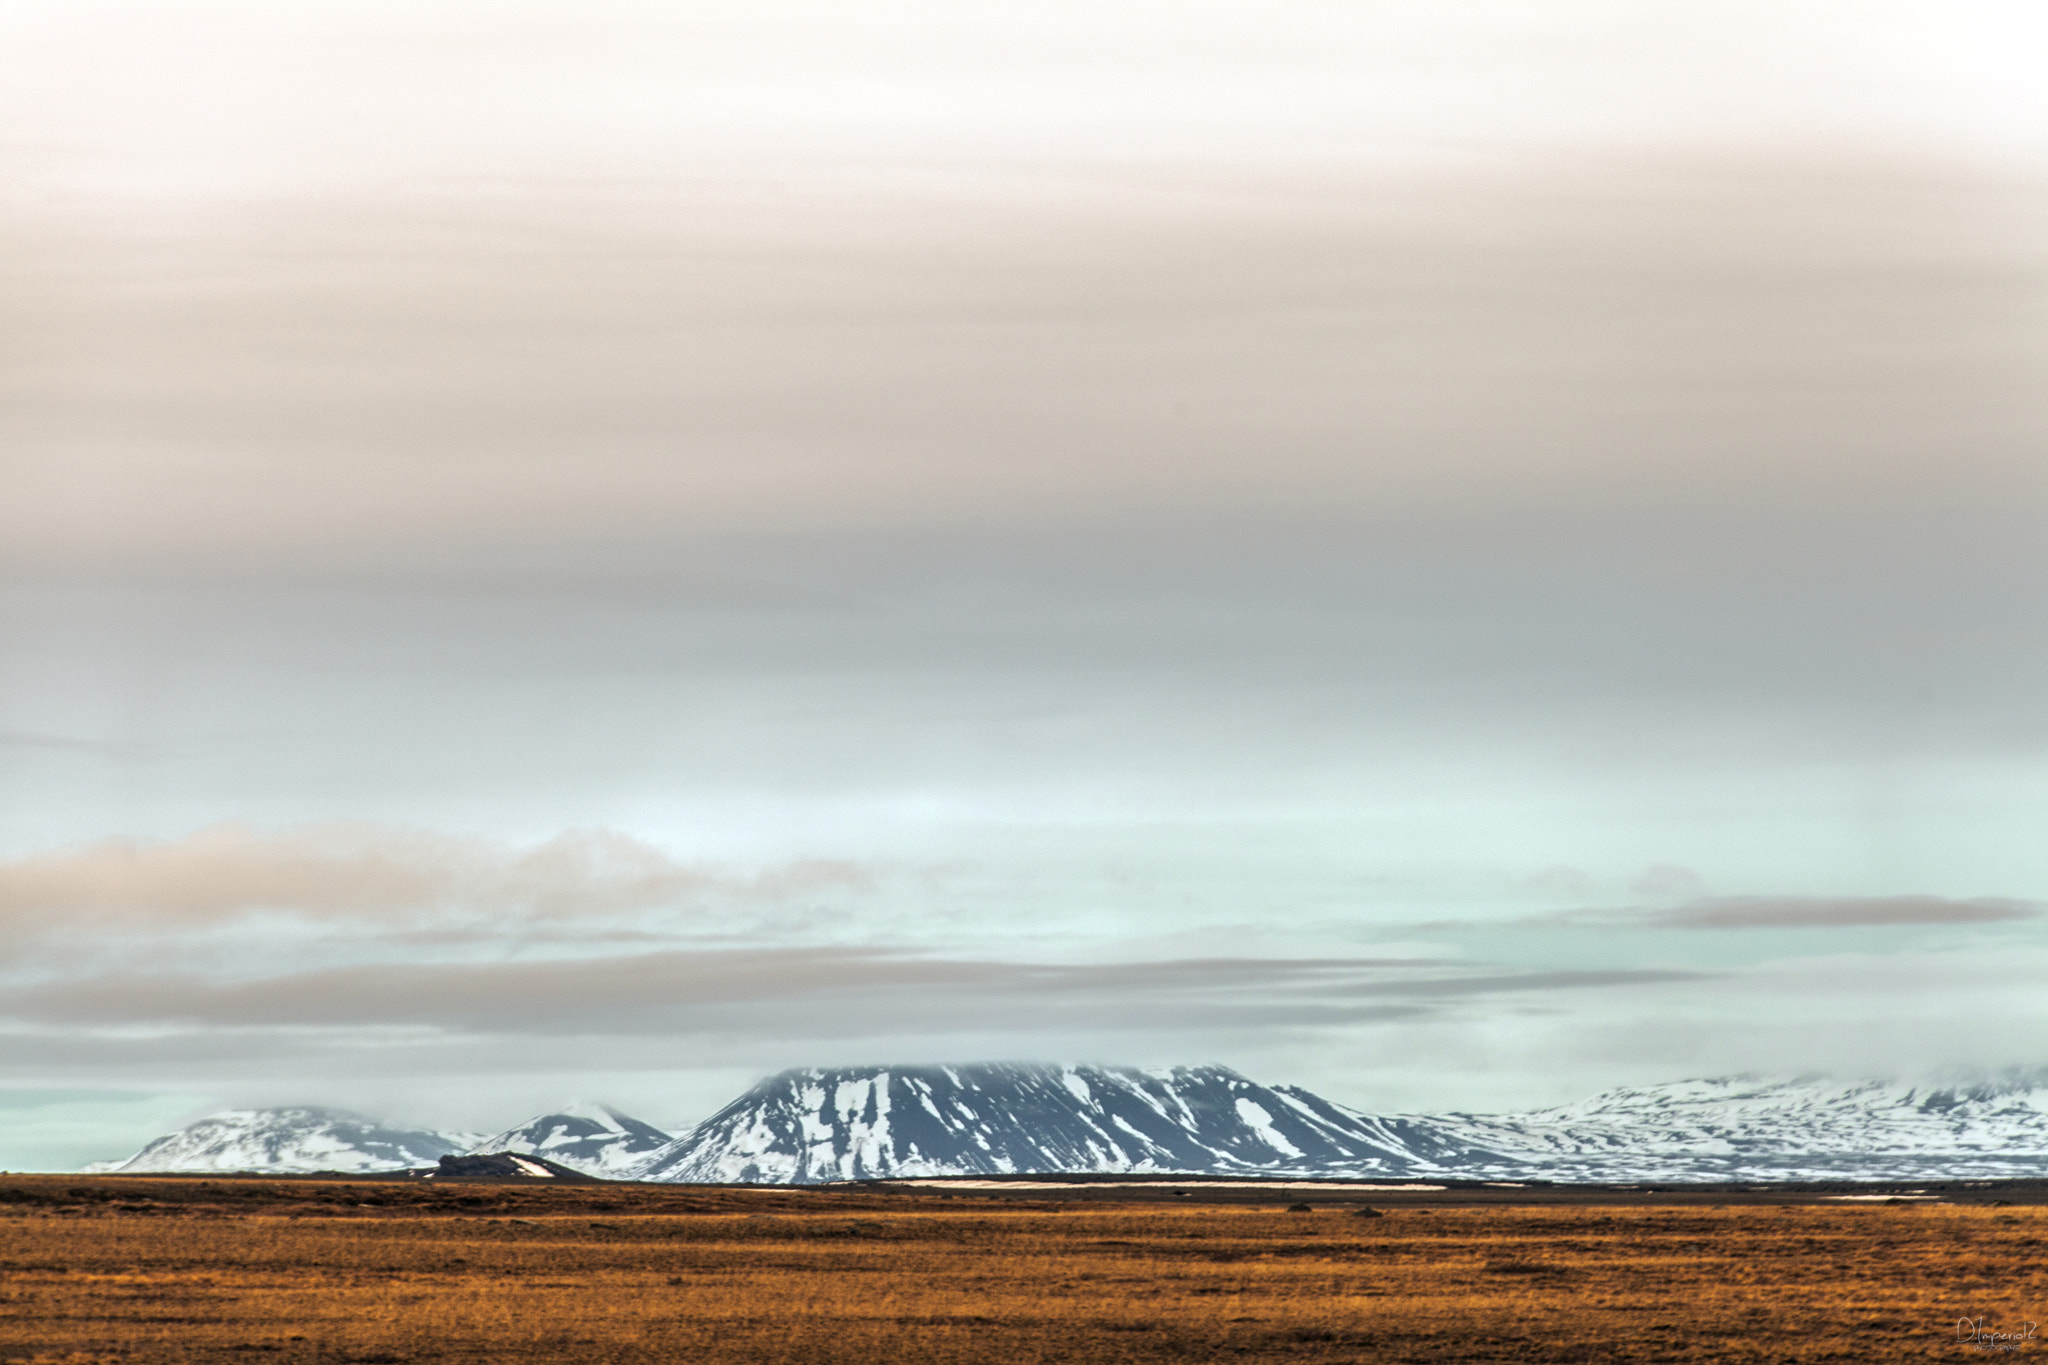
630;1063;1431;1183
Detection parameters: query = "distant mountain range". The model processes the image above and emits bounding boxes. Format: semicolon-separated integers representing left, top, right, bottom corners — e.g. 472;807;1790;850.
1399;1075;2048;1181
75;1065;2048;1182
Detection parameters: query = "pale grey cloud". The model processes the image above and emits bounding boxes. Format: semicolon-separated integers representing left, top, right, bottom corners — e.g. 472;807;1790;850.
0;730;153;760
1629;865;1710;901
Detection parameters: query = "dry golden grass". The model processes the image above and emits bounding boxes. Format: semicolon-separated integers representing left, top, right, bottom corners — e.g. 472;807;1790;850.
1;1177;2042;1362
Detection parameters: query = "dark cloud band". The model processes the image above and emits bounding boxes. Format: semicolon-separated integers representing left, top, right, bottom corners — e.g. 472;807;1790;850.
1651;896;2041;929
0;950;1702;1041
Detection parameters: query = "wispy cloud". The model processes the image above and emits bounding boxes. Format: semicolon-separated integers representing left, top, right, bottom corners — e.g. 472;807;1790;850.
1444;894;2046;933
1646;896;2041;929
0;730;155;760
0;824;870;932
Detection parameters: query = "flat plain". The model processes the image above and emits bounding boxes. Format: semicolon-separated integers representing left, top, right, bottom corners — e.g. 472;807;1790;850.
1;1176;2041;1363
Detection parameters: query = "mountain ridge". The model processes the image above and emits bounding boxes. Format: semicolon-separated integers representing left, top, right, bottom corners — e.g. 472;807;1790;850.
1388;1072;2048;1181
464;1103;674;1179
71;1066;2048;1182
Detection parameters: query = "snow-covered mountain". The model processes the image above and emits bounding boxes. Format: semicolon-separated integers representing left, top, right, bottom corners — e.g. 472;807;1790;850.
73;1068;2048;1182
86;1107;477;1174
464;1103;673;1178
631;1065;2048;1185
1382;1073;2048;1182
629;1063;1421;1183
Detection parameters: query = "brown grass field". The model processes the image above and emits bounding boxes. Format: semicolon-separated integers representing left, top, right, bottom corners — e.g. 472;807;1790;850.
1;1176;2042;1363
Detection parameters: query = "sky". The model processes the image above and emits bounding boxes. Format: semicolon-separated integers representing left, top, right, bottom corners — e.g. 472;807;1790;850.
2;0;2046;1171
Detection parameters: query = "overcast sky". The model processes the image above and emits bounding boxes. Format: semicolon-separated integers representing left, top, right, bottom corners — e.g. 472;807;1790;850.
3;0;2046;1170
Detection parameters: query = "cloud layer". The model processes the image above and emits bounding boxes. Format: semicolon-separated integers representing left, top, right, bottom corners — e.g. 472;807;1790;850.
0;951;1701;1036
1482;895;2048;933
0;823;867;933
1;2;2044;1137
5;155;2044;573
1650;896;2041;930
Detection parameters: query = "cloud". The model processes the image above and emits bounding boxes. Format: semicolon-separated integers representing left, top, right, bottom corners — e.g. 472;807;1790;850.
1647;896;2042;929
0;951;1703;1039
0;730;154;760
1628;864;1709;901
5;150;2046;581
1470;894;2046;933
0;823;870;932
1514;865;1598;899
